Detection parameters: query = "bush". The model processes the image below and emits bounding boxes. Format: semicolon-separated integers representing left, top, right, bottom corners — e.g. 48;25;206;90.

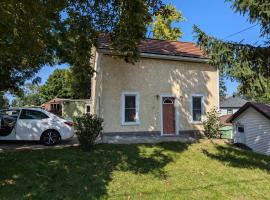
74;114;103;151
204;108;222;139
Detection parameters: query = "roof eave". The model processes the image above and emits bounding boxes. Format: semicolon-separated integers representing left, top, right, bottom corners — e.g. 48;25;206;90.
97;48;209;63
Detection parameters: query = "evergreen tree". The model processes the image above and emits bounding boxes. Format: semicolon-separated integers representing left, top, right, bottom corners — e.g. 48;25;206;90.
194;0;270;103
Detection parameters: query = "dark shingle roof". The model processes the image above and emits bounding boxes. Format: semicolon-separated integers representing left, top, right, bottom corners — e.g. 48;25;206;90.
97;36;208;59
228;102;270;122
220;96;247;108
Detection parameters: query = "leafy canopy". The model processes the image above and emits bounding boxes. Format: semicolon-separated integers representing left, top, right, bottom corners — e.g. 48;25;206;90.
194;0;270;103
151;3;184;40
0;0;164;94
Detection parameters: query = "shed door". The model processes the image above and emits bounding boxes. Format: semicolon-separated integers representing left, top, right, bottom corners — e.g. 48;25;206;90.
162;97;175;135
235;125;246;144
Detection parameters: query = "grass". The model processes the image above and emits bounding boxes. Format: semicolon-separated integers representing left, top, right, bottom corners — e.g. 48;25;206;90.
1;140;270;200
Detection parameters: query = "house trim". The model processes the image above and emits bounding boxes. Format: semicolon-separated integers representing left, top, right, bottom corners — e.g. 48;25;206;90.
98;49;209;63
159;94;180;136
190;94;205;124
121;92;140;126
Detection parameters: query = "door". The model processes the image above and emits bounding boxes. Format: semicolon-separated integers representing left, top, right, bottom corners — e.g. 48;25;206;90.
162;97;175;135
0;109;20;139
16;109;50;140
235;125;245;144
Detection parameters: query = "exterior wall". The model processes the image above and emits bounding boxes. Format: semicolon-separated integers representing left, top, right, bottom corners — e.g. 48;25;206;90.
220;108;239;116
233;107;270;155
97;54;218;133
62;101;91;119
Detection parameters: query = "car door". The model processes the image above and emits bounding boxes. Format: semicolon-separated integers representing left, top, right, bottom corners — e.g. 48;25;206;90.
16;109;50;140
0;109;20;140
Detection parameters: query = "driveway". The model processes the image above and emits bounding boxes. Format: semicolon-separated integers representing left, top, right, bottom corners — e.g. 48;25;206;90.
0;135;80;152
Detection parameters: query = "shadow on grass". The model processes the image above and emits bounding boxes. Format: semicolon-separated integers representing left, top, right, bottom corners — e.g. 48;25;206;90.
0;142;190;199
202;144;270;172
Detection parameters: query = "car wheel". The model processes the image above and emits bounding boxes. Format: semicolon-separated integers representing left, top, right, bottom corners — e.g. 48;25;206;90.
41;130;61;146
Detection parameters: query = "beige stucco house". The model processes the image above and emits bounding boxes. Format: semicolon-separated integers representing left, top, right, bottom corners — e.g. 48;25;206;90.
90;38;219;137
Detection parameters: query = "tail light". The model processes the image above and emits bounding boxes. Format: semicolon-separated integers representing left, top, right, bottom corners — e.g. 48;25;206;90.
64;121;74;127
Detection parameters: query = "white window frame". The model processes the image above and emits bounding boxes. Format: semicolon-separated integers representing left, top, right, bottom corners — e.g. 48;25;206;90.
190;94;204;124
121;92;140;125
85;104;91;114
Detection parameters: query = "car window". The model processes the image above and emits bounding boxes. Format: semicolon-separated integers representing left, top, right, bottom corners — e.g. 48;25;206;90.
0;109;20;119
19;109;49;120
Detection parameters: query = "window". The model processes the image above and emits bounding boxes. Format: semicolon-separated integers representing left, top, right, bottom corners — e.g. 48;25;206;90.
122;92;139;125
237;126;244;133
85;104;91;114
191;95;203;122
19;109;49;120
227;109;233;115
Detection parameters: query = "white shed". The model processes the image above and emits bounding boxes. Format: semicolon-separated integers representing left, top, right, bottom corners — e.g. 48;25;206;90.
229;102;270;156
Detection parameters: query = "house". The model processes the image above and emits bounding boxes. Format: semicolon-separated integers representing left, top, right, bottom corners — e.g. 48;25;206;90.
229;102;270;155
41;98;91;119
90;38;219;138
220;96;247;116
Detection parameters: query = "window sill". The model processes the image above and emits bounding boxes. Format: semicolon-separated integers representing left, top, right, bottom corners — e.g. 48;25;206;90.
121;122;140;126
191;121;204;125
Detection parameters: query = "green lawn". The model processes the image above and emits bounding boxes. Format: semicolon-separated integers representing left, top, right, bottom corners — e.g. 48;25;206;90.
1;140;270;200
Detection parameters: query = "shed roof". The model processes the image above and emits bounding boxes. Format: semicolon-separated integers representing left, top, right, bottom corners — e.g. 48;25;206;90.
220;96;247;108
97;35;208;59
228;102;270;122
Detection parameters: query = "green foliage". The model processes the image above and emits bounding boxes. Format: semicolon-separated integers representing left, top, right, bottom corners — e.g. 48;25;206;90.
11;84;43;107
194;26;270;103
74;114;103;151
151;3;184;40
204;108;222;139
219;74;227;101
0;92;9;109
1;0;164;94
193;0;270;104
226;0;270;39
40;69;73;102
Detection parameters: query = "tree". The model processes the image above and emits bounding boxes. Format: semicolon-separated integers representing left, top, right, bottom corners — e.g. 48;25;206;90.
1;0;164;94
0;92;9;109
40;69;73;102
204;107;222;138
219;74;227;101
11;84;43;107
151;3;184;40
194;0;270;103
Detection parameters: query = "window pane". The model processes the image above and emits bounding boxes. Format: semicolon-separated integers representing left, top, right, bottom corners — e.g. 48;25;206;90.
193;97;202;110
192;96;202;121
86;106;90;113
125;96;136;109
193;110;202;122
125;108;136;122
20;110;48;120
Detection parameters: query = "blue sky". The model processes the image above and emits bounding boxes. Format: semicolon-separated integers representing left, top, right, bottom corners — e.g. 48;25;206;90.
34;0;261;95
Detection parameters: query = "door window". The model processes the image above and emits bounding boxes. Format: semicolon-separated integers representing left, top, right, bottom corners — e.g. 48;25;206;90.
19;109;49;120
0;109;20;136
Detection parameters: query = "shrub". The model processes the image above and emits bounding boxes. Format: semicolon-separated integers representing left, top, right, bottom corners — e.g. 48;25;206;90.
204;107;222;139
74;114;103;151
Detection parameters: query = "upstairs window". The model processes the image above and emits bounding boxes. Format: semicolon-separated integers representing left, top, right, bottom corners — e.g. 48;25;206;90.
122;92;139;125
191;95;203;122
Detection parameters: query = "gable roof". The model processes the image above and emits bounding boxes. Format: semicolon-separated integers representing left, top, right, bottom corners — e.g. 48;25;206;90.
220;114;233;126
220;96;247;108
229;102;270;122
97;36;208;60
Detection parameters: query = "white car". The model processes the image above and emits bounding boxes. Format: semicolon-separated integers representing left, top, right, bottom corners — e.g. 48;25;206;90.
0;107;74;145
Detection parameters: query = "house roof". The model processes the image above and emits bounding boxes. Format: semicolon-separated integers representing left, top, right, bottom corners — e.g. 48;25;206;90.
220;96;247;108
97;36;208;59
228;102;270;122
220;114;233;126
